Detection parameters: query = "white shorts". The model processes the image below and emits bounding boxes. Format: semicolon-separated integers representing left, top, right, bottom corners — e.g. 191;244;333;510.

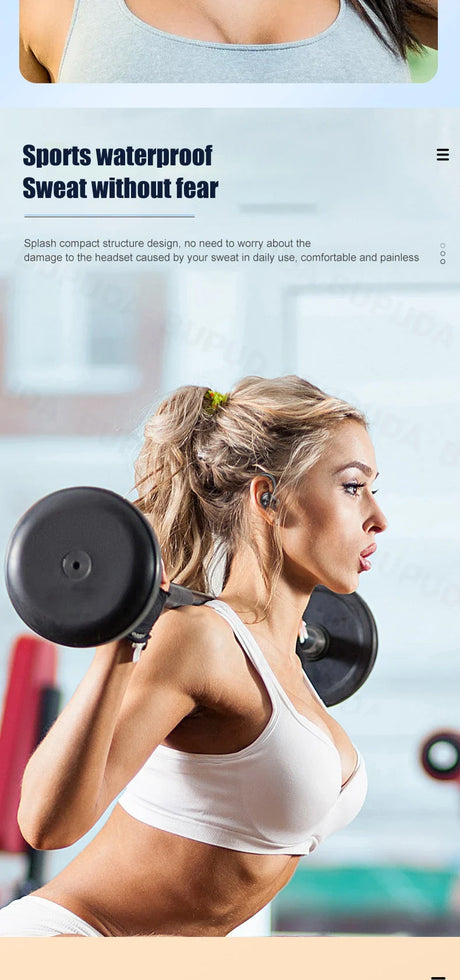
0;895;103;937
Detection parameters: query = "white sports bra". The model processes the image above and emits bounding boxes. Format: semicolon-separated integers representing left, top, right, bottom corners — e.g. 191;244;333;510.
119;599;367;854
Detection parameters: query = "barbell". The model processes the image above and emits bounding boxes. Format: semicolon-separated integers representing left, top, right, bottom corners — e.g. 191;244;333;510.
5;486;378;706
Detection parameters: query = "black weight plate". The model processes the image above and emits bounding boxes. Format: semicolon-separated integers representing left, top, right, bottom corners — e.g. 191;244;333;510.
5;487;162;647
296;586;378;706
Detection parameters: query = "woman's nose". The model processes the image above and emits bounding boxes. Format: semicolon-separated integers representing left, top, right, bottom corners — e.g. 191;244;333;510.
365;502;388;534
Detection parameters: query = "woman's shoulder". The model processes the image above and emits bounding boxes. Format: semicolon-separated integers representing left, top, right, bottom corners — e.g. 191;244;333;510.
21;0;75;38
145;601;242;703
153;601;238;664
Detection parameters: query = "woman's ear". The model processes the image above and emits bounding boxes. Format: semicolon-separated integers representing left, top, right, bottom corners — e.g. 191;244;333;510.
250;474;278;520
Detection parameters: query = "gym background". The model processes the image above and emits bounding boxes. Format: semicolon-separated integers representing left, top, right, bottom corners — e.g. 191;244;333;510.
0;108;459;936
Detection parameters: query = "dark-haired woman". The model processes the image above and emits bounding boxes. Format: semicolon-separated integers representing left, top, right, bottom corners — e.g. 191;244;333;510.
0;377;387;936
20;0;437;83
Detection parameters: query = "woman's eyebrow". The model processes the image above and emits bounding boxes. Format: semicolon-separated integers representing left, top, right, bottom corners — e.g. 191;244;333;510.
334;461;378;478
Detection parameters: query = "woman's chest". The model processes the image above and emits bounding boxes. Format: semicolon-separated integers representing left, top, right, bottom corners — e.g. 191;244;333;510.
122;0;341;44
165;647;357;786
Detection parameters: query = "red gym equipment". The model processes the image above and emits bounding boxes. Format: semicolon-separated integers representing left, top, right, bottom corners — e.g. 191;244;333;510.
0;635;60;897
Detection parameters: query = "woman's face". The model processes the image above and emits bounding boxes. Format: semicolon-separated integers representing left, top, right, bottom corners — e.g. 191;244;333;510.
280;420;387;595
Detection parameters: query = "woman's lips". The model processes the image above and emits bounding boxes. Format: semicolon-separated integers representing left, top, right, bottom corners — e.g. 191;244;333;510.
358;543;376;572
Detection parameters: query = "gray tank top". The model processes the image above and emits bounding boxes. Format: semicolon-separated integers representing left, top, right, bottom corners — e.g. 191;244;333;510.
58;0;410;83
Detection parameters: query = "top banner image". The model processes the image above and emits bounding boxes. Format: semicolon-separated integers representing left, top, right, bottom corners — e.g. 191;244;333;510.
7;1;457;109
19;0;438;85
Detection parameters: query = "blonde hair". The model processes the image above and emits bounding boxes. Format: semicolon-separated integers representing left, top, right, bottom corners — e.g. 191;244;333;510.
135;376;367;602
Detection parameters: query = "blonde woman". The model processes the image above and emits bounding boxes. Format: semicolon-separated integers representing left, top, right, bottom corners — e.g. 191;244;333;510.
20;0;437;83
0;376;387;936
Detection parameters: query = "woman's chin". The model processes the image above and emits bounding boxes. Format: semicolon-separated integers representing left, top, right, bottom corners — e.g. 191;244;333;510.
320;573;359;595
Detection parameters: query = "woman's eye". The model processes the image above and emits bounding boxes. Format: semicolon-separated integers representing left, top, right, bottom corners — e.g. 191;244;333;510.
343;482;365;496
343;482;380;497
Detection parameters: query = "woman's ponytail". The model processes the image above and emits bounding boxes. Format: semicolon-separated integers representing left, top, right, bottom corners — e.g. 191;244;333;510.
134;385;216;593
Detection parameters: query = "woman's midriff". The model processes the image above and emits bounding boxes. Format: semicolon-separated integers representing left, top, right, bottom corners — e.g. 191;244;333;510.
35;804;300;936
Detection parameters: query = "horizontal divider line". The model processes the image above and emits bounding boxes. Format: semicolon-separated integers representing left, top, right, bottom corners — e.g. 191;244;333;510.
24;214;196;218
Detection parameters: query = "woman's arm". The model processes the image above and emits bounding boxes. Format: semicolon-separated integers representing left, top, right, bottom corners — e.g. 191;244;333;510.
18;607;211;850
19;35;51;83
20;0;51;83
407;0;438;50
19;0;75;82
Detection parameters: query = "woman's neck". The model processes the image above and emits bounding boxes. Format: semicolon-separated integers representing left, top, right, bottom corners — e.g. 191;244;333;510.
218;545;314;658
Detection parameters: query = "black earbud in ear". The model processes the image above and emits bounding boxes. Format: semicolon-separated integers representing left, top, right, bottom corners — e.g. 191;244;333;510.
259;474;278;511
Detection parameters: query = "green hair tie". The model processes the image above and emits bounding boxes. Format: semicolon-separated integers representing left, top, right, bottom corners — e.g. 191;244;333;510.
203;389;228;414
